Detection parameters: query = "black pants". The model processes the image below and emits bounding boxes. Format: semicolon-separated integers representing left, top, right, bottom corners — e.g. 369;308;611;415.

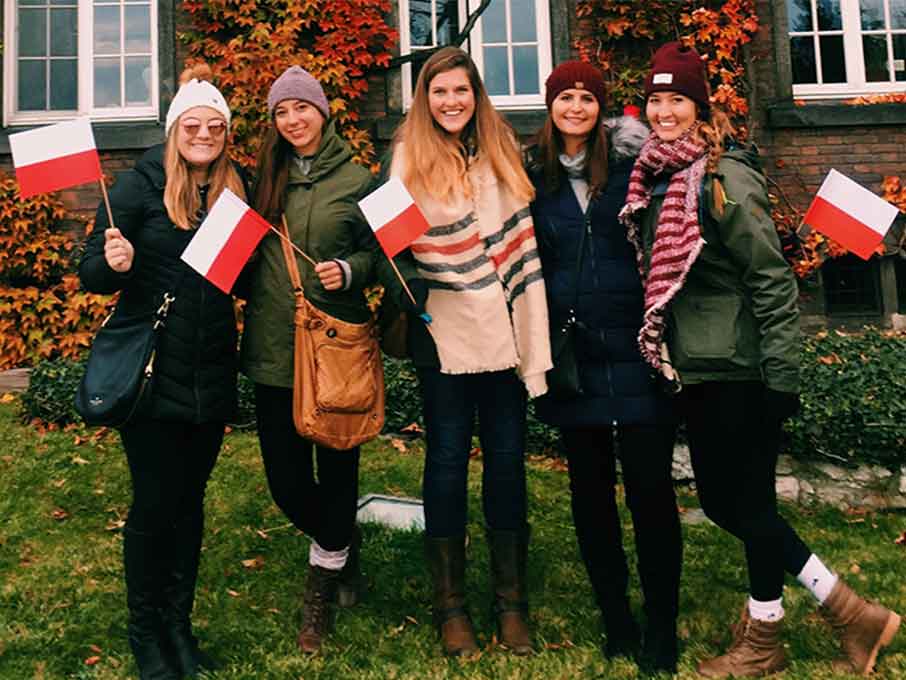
562;424;681;623
682;381;812;601
254;384;359;552
119;419;223;535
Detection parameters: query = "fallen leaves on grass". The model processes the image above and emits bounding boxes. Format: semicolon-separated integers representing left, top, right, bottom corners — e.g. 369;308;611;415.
390;438;407;453
241;556;266;571
818;353;843;365
895;531;906;546
0;393;14;404
51;508;69;521
401;422;423;435
227;589;240;597
544;639;576;650
71;455;90;466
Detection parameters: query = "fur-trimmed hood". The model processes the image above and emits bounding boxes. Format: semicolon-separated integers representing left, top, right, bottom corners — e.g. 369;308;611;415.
603;114;649;163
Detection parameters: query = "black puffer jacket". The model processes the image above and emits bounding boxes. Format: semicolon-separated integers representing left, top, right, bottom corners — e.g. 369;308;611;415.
79;145;241;424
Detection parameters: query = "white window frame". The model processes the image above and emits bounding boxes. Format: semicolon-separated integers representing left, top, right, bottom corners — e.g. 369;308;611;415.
790;0;906;99
4;0;159;126
399;0;552;110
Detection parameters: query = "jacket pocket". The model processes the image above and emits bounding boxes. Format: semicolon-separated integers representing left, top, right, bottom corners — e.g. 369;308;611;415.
671;293;741;362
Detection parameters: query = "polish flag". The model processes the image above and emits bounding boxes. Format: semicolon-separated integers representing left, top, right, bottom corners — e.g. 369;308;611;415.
358;177;431;258
803;169;899;260
9;118;103;198
181;188;270;294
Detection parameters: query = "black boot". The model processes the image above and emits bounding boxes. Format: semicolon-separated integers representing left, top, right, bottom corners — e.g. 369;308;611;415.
640;615;678;675
297;564;342;654
486;526;533;655
160;513;216;678
123;527;180;680
601;597;642;660
336;525;362;608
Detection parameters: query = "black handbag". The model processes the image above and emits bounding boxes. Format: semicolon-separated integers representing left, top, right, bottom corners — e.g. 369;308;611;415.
75;289;177;427
545;218;588;400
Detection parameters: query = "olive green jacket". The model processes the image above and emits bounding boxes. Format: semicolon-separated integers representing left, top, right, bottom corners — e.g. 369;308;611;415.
638;146;800;393
240;121;376;388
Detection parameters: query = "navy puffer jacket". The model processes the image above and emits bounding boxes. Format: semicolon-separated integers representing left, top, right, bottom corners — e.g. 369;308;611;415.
529;117;673;427
79;145;243;424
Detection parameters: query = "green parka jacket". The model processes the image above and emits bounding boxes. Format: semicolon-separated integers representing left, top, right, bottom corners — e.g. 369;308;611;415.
240;121;375;388
638;145;800;394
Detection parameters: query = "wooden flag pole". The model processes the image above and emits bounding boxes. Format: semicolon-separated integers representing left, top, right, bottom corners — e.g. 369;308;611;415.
98;177;116;231
273;215;318;268
387;255;418;307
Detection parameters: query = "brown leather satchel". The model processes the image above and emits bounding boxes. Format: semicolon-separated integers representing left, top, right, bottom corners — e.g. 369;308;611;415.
278;220;384;450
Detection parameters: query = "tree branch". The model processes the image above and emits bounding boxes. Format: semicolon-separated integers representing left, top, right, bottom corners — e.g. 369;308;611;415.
388;0;494;69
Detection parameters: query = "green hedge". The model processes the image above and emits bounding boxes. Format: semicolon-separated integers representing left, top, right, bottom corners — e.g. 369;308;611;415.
16;329;905;467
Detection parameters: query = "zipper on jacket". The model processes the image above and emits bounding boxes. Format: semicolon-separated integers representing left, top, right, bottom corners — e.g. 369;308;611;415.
194;283;204;423
584;215;601;291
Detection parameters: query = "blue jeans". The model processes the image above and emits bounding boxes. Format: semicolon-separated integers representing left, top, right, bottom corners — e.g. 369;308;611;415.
417;368;528;538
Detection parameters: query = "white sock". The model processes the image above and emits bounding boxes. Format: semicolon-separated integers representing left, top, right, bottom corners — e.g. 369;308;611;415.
748;596;785;622
797;553;838;604
309;540;349;571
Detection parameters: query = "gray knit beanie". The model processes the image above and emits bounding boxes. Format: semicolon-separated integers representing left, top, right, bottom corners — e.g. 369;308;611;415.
267;66;330;118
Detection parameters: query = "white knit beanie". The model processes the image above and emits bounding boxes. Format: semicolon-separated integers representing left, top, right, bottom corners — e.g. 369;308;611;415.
165;79;231;136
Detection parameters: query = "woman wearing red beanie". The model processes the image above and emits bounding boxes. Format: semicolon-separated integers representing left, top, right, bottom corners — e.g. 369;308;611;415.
527;60;681;674
621;41;901;678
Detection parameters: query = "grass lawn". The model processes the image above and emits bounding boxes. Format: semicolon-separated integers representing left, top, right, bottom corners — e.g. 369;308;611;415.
1;399;905;680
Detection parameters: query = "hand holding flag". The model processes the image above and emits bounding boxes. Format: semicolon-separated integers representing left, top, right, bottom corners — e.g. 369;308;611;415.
802;169;899;260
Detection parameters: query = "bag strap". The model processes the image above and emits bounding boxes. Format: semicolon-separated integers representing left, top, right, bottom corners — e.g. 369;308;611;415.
277;215;305;297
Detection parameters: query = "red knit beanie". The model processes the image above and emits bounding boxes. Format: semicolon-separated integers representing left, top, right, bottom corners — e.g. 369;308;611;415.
545;60;607;110
643;42;710;110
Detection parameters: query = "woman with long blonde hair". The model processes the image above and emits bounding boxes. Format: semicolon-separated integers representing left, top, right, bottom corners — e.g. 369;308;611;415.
386;46;551;657
79;63;246;679
622;42;901;677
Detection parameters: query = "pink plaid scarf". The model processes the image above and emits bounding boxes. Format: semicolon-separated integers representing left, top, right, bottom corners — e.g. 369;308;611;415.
619;128;708;369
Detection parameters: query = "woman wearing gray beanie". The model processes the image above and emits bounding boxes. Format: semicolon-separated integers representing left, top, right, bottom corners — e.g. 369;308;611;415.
238;65;376;655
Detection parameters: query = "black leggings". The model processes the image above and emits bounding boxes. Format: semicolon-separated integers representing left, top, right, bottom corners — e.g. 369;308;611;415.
119;419;223;536
682;381;812;601
562;423;681;623
254;384;360;552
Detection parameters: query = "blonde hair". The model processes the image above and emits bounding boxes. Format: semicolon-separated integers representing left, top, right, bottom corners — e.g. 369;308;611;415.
163;63;246;229
393;47;534;204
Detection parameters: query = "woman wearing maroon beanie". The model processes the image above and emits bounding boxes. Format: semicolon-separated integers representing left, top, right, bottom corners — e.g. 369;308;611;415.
621;41;901;677
527;59;681;674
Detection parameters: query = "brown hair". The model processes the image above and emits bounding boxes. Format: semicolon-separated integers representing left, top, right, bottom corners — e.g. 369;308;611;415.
693;107;736;175
534;113;609;200
252;124;297;223
163;63;245;229
393;47;534;204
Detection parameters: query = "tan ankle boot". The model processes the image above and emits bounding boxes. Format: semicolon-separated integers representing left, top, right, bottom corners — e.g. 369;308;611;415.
424;535;479;657
820;579;901;675
486;526;533;655
697;610;787;678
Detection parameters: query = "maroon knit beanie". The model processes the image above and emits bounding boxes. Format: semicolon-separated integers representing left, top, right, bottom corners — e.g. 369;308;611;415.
643;42;710;110
545;60;607;110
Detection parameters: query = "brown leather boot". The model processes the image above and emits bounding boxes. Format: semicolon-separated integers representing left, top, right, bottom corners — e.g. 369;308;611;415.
486;526;533;655
297;564;341;654
820;579;901;675
336;525;362;608
697;611;787;678
424;535;479;656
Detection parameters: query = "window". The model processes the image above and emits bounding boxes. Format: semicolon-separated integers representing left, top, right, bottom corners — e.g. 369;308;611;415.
788;0;906;98
399;0;552;109
822;254;882;314
5;0;158;126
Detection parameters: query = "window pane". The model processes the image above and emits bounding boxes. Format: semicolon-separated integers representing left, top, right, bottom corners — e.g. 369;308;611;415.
483;46;509;95
513;45;538;94
437;0;458;44
124;5;150;52
862;34;890;81
860;0;885;30
816;0;841;30
125;56;151;104
410;0;433;47
94;57;121;107
786;0;813;32
50;58;77;109
892;0;906;29
790;36;818;82
819;34;846;82
20;8;47;57
50;7;77;56
823;255;881;314
483;0;507;43
894;35;906;80
94;5;121;54
18;1;46;5
511;0;536;42
18;60;46;109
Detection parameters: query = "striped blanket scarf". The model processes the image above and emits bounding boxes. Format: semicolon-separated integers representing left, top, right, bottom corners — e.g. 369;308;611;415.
391;146;552;397
618;129;708;370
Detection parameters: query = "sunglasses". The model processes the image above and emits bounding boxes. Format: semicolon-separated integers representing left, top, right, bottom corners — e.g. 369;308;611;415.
180;119;227;138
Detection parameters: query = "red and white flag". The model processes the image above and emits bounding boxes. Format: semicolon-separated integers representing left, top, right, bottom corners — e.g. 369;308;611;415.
9;118;103;199
358;177;431;258
181;188;270;294
803;169;899;260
